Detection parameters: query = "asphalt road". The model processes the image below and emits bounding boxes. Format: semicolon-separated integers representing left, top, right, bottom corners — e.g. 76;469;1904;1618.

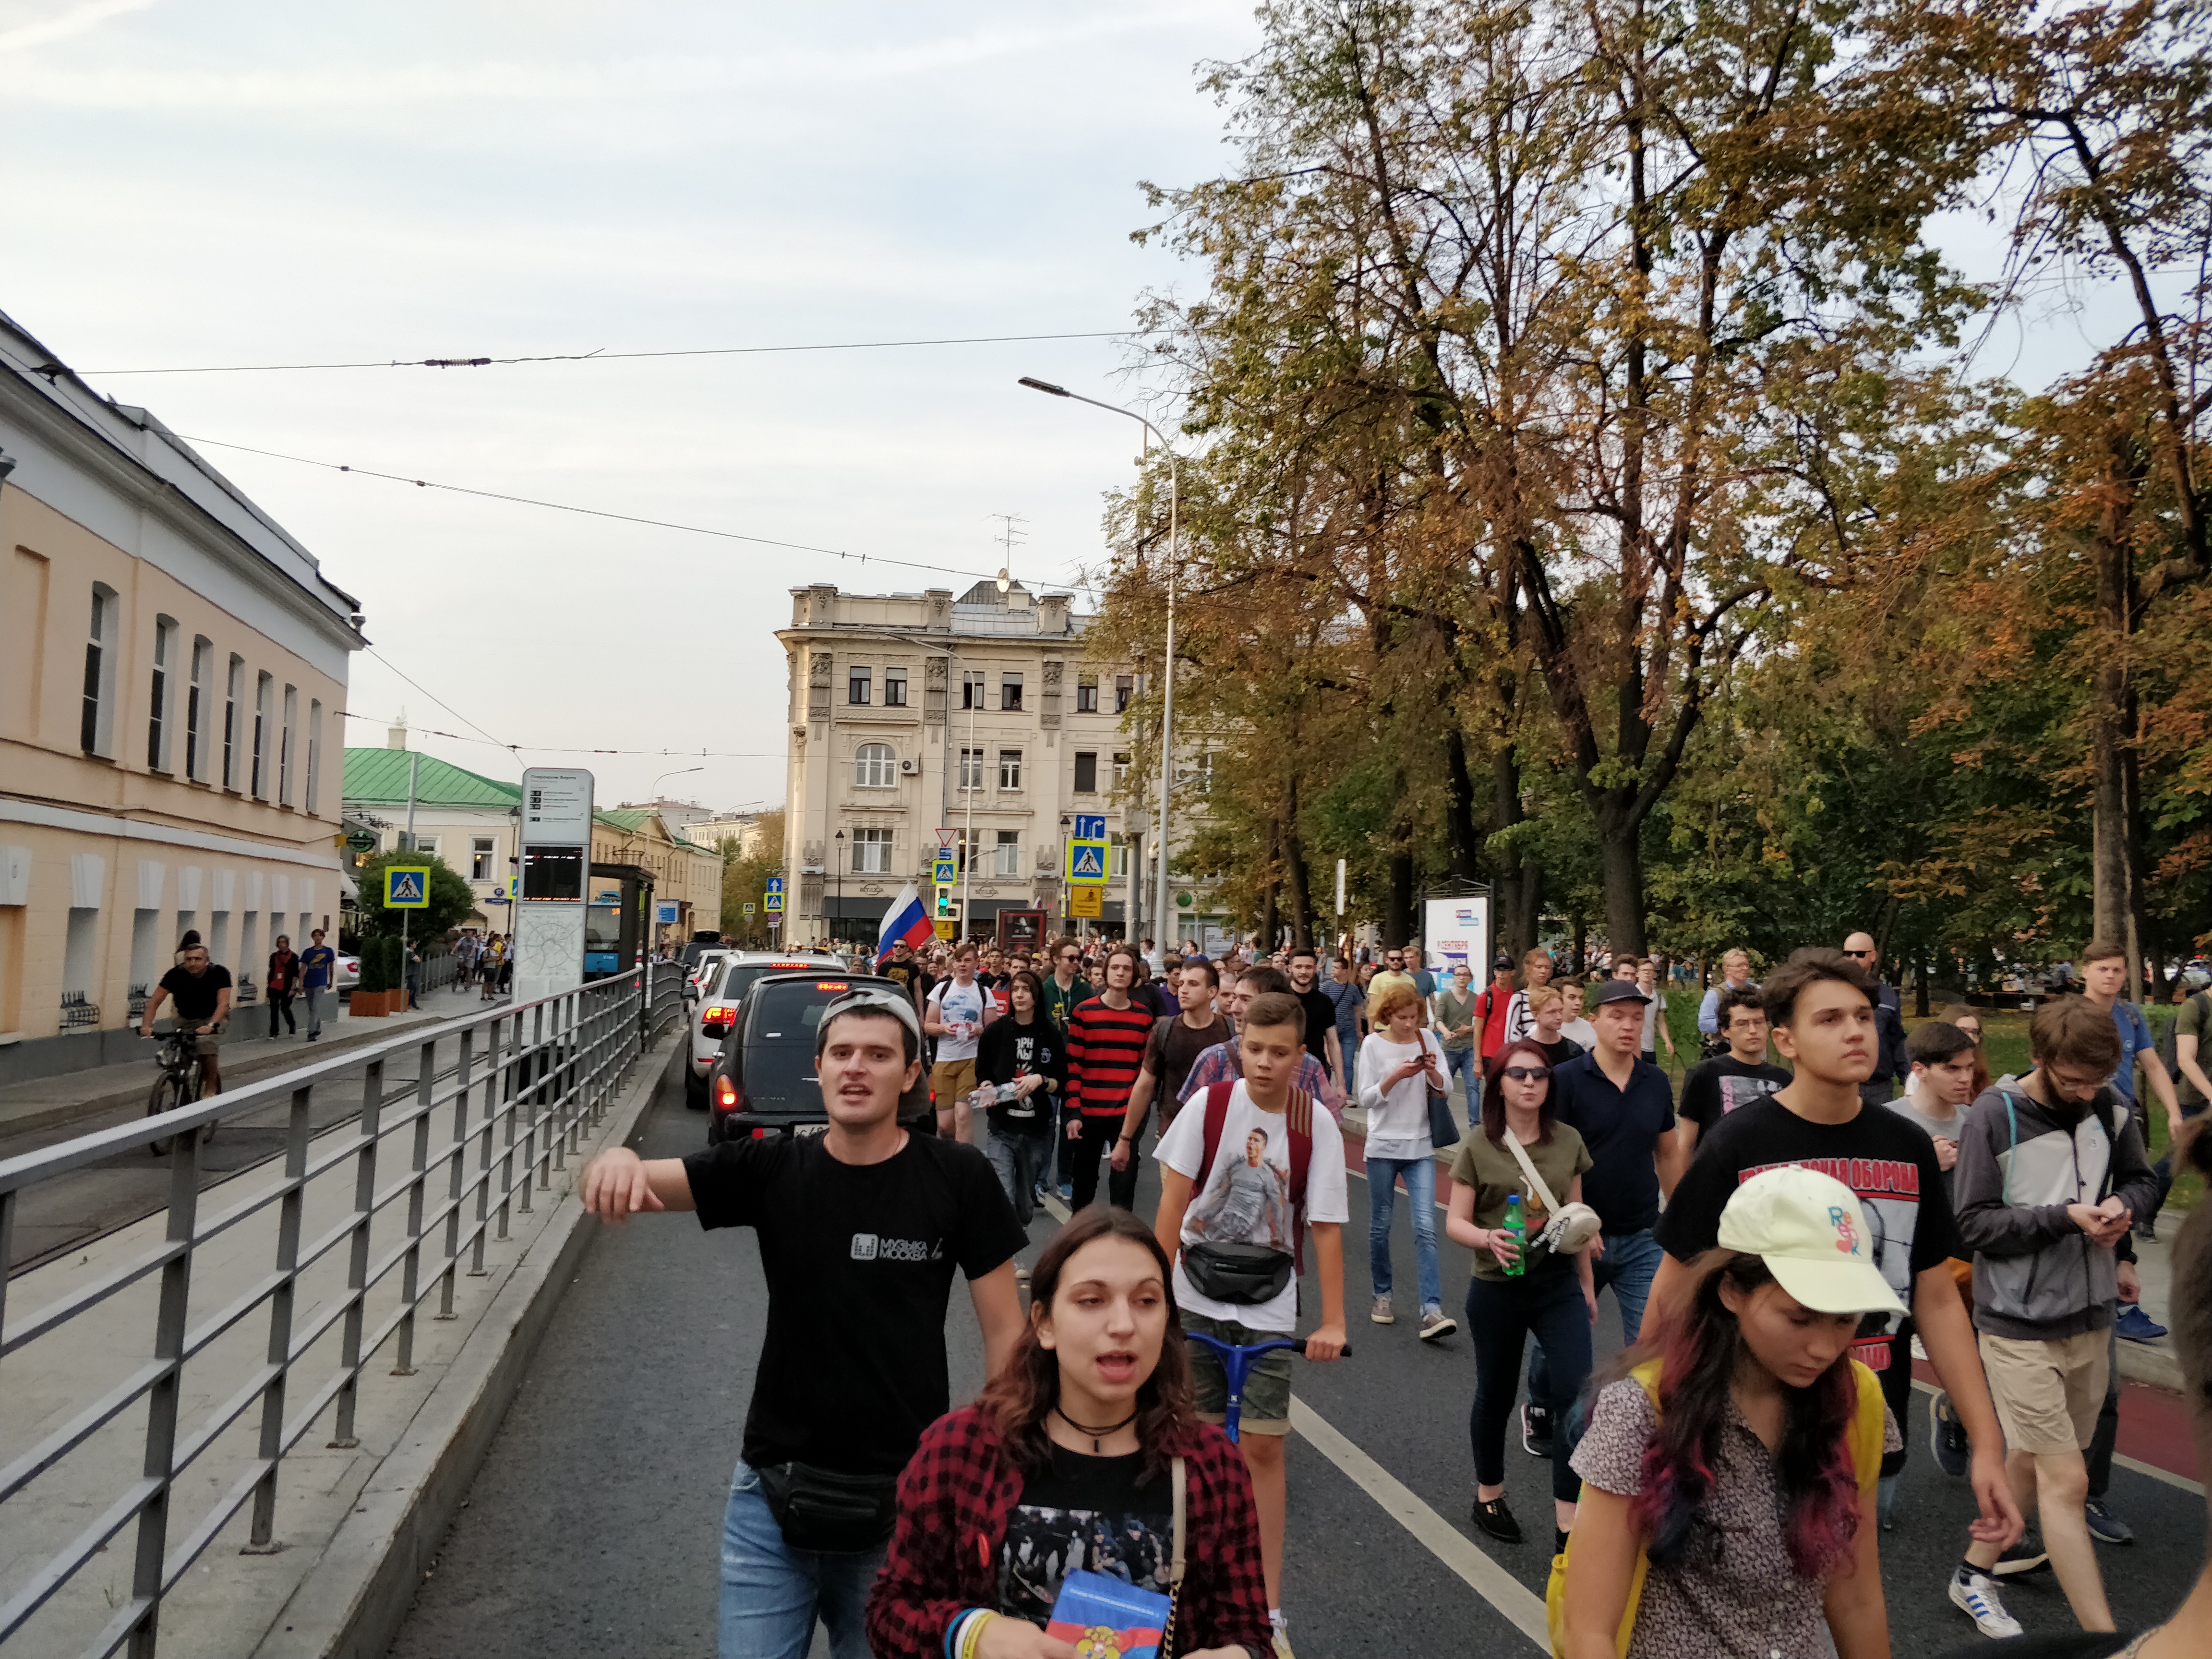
386;1056;2204;1657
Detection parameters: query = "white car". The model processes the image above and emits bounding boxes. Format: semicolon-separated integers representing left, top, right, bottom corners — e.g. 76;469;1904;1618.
683;949;733;1009
685;950;847;1107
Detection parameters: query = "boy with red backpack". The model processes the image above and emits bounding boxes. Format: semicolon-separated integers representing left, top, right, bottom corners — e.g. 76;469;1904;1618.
1153;990;1347;1659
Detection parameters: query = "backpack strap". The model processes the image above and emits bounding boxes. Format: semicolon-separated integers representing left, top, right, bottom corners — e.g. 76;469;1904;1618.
1846;1359;1887;1498
1197;1081;1237;1192
1286;1088;1314;1274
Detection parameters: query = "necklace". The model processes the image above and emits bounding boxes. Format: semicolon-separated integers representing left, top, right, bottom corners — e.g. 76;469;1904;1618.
1052;1405;1139;1454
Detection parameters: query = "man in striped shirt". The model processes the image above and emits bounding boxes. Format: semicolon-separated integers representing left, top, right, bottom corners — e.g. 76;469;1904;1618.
1066;943;1154;1210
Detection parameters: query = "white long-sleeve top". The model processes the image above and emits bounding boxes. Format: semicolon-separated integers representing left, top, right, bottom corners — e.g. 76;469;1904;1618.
1358;1030;1441;1161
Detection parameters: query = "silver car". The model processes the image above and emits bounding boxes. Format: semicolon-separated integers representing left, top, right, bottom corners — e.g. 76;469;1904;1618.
685;949;847;1106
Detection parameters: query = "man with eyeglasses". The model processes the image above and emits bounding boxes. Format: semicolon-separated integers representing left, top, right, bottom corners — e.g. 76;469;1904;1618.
1843;931;1911;1110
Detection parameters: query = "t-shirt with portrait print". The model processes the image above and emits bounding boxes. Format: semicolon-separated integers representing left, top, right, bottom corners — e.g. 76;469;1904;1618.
998;1446;1174;1630
1679;1054;1792;1134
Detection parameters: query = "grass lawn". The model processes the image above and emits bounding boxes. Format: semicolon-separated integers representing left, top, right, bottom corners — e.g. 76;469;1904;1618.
1654;986;2198;1214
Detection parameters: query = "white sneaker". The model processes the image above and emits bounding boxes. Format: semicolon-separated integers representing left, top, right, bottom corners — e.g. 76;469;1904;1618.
1370;1295;1395;1325
1948;1567;2023;1639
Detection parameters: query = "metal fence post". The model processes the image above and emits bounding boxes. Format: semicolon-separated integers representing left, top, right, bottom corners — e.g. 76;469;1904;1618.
124;1132;204;1658
438;1027;472;1314
525;1001;546;1202
392;1038;436;1375
329;1057;384;1448
244;1082;314;1552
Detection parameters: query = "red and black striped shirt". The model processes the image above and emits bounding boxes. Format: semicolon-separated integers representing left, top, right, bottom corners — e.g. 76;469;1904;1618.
1066;996;1154;1118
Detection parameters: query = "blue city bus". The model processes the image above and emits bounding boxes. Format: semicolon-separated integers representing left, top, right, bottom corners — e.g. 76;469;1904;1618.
585;895;624;978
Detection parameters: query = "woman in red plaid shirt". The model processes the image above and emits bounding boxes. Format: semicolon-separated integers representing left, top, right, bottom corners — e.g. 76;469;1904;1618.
867;1208;1271;1659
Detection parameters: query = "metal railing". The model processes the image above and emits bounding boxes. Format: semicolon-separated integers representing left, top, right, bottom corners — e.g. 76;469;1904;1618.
0;960;685;1659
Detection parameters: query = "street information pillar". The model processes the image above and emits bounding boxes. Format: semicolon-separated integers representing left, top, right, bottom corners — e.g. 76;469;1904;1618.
514;767;593;1003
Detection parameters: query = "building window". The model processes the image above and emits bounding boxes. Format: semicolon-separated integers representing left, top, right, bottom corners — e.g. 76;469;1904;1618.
186;638;211;781
1113;751;1131;790
883;668;907;707
223;656;243;789
1191;752;1213;798
1073;751;1098;794
1110;833;1131;879
848;665;871;705
280;685;298;805
854;742;896;788
955;828;982;873
252;672;273;798
852;827;891;874
961;671;986;710
147;617;178;770
472;837;496;880
994;830;1021;877
999;673;1023;712
306;699;323;812
1115;675;1134;713
998;749;1022;790
82;586;116;756
1076;677;1098;713
959;747;983;790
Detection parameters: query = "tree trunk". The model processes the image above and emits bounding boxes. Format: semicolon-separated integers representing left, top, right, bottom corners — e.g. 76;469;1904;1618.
1570;910;1587;976
1387;845;1415;948
1444;727;1481;878
1596;809;1649;960
1491;747;1540;959
1281;799;1316;950
2089;467;2142;995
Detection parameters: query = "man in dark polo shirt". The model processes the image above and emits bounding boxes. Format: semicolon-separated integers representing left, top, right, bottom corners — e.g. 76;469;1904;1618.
1524;977;1683;1455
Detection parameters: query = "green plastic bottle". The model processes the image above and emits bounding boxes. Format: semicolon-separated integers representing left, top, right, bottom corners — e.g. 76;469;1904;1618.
1502;1194;1527;1278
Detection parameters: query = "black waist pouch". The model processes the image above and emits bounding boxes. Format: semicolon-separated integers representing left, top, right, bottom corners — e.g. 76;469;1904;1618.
755;1461;900;1554
1180;1241;1294;1305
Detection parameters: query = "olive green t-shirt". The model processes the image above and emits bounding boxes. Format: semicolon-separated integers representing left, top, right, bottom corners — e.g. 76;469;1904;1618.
1448;1124;1594;1281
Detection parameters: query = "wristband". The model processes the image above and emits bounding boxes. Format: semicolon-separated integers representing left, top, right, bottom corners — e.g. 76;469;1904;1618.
945;1609;986;1659
959;1610;997;1659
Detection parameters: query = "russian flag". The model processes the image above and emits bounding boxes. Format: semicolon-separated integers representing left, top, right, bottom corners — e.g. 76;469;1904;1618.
878;883;935;958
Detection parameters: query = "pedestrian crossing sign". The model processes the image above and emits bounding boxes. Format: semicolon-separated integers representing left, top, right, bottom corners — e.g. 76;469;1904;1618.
1064;840;1109;884
764;876;784;914
384;866;431;909
933;854;960;887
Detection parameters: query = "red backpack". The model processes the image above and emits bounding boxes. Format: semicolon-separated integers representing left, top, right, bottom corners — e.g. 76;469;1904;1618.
1196;1080;1316;1273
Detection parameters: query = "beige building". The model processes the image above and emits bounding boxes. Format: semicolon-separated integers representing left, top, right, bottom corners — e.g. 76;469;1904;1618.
0;309;362;1082
777;580;1221;945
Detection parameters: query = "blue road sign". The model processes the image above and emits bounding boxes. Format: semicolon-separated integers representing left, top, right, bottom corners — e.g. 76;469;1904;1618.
764;875;785;914
765;876;784;895
1065;841;1109;884
1073;813;1107;842
932;854;959;887
384;866;430;909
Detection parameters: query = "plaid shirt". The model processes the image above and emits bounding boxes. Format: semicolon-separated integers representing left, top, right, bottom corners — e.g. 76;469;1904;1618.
1176;1041;1341;1123
864;1404;1271;1659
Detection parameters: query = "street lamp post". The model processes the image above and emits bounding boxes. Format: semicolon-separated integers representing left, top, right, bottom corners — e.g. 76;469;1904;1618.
1019;377;1179;957
833;829;845;950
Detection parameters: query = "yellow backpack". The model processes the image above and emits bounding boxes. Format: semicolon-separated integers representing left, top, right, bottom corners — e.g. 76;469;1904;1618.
1544;1355;1887;1658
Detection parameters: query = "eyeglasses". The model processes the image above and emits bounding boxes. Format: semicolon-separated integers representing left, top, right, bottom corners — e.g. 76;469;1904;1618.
1501;1065;1552;1082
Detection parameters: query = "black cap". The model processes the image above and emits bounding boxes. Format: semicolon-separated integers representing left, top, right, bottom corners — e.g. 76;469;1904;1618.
1493;954;1515;973
1590;978;1651;1008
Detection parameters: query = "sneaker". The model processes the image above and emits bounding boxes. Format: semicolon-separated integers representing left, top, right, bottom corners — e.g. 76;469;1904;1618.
1993;1534;2050;1576
1472;1496;1523;1543
1877;1473;1899;1532
1419;1310;1457;1342
2116;1303;2169;1343
2085;1498;2134;1545
2135;1216;2159;1242
1056;1183;1073;1203
1948;1567;2024;1639
1371;1295;1396;1325
1929;1392;1971;1479
1522;1402;1553;1459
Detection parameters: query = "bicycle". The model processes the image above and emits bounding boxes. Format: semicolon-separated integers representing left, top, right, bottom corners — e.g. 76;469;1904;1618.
145;1026;217;1156
1181;1331;1351;1442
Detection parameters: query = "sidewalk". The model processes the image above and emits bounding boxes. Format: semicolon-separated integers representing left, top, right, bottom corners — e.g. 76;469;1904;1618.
0;984;499;1144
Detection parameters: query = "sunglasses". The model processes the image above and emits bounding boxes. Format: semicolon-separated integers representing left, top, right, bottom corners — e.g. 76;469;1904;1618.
1844;949;1875;958
1501;1065;1552;1082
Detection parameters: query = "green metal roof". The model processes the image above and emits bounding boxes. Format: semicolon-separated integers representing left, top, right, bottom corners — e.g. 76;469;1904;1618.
342;747;520;808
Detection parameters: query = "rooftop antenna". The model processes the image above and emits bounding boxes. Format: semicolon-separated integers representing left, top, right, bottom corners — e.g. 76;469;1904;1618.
987;512;1028;589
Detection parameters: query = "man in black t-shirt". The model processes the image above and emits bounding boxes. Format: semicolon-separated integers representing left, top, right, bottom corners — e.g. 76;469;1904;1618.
1112;959;1232;1187
1677;980;1791;1154
1287;944;1346;1103
141;941;234;1092
582;986;1026;1659
1649;948;2026;1638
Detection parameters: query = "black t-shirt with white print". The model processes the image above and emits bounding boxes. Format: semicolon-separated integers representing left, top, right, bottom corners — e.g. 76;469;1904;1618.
683;1130;1025;1476
1679;1054;1793;1133
1656;1095;1961;1374
999;1446;1175;1628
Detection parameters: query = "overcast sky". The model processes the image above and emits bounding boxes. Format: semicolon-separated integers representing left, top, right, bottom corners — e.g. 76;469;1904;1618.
0;0;1256;813
0;1;2140;818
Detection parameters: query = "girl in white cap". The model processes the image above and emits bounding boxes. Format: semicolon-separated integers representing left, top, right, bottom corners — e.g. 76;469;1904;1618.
1554;1165;1906;1659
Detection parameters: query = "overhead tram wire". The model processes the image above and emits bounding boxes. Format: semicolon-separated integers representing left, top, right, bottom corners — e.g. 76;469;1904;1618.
70;328;1149;376
336;711;790;762
179;434;1103;597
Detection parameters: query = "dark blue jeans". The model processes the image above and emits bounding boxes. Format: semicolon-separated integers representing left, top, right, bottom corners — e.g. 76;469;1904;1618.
1467;1270;1591;1503
1528;1227;1662;1455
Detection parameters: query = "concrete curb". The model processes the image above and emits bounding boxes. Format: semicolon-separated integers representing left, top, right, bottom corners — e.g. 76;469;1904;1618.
247;1028;681;1659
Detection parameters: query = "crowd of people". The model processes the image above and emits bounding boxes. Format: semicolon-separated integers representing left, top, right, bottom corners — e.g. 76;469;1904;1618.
580;925;2210;1659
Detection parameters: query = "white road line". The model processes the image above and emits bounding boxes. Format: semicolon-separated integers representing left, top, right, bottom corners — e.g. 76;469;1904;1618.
1288;1396;1550;1650
1907;1378;2205;1497
1039;1186;1548;1647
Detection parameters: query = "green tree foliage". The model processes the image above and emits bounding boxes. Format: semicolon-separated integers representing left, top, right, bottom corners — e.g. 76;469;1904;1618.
355;850;478;942
718;811;787;948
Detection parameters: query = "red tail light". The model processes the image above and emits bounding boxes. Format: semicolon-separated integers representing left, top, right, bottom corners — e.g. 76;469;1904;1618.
715;1076;738;1109
749;1126;767;1139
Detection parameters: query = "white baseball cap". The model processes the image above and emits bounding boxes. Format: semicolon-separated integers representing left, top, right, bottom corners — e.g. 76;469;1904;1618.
1717;1166;1907;1318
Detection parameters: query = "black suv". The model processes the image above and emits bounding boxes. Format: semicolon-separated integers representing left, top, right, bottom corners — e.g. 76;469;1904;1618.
704;971;933;1144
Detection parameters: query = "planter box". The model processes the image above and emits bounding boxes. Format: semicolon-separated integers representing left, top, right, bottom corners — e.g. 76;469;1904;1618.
352;990;392;1018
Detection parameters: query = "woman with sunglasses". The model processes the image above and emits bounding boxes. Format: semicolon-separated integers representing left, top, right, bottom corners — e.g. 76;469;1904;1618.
866;1208;1270;1659
1444;1037;1598;1550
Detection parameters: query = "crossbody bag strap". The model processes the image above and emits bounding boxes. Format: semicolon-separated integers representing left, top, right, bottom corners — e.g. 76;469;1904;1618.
1502;1127;1563;1214
1169;1454;1187;1588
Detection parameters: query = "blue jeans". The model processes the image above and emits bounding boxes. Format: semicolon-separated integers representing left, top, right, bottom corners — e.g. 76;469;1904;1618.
986;1127;1048;1228
1445;1047;1481;1112
719;1459;886;1659
1468;1270;1592;1503
1528;1227;1663;1446
1366;1154;1443;1315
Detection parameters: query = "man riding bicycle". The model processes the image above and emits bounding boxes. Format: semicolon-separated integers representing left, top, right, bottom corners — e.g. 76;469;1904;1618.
141;940;233;1094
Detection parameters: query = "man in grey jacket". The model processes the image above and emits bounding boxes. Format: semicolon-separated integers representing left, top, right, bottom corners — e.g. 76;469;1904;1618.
1954;996;2158;1636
